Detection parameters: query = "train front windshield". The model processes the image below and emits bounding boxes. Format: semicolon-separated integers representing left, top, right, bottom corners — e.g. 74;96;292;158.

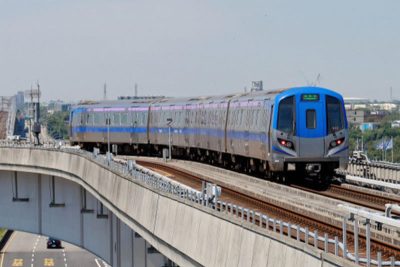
277;96;295;133
326;96;344;133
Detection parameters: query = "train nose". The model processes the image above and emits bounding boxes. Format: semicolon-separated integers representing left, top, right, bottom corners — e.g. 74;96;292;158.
296;96;325;157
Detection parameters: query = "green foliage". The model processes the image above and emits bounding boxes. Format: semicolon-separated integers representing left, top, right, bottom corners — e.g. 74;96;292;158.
46;111;70;140
349;114;400;162
0;228;5;240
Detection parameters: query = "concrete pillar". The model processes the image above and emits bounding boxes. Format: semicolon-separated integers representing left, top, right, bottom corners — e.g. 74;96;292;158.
0;171;40;233
119;221;134;267
133;232;147;267
82;189;112;264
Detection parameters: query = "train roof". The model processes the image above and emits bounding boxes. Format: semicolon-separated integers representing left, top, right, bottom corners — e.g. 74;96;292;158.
73;88;289;108
72;87;343;110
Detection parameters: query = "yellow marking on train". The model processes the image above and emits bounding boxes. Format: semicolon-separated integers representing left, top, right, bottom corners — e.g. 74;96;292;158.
11;259;23;267
44;258;55;266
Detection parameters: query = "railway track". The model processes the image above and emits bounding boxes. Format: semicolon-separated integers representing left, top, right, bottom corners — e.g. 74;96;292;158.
136;160;400;262
292;184;400;213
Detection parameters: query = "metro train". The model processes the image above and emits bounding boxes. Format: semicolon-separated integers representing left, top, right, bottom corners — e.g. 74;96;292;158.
69;86;349;184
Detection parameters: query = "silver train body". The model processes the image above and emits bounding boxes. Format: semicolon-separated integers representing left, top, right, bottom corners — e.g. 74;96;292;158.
70;87;348;182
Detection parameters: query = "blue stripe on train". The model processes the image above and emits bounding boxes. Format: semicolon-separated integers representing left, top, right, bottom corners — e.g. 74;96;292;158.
72;126;268;143
272;145;293;156
332;146;349;155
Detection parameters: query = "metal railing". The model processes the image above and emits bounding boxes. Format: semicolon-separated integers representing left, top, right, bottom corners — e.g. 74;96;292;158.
338;162;400;184
0;141;398;266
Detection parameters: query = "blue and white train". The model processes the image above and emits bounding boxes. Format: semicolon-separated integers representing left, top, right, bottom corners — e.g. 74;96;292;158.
69;86;348;184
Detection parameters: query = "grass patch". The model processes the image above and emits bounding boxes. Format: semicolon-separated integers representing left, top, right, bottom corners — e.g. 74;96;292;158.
0;228;5;240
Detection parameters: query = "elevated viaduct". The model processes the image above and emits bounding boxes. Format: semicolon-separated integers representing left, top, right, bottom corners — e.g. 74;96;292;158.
0;144;356;267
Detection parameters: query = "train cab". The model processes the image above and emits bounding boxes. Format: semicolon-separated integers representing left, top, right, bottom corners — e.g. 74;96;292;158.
271;87;348;183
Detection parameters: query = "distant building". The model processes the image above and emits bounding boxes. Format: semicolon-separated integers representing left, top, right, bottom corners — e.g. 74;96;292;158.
61;104;71;112
344;97;400;111
14;110;26;138
370;103;398;112
47;100;71;113
359;123;378;132
353;104;368;110
344;98;370;110
368;110;389;123
15;91;24;111
346;110;365;124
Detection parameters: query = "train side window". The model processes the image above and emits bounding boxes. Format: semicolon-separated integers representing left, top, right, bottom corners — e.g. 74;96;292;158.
113;113;120;126
88;113;94;125
100;113;105;125
152;112;155;125
233;109;238;128
134;113;137;126
245;108;255;130
242;109;247;129
306;109;316;129
144;112;148;126
255;109;261;131
135;113;140;126
277;96;294;133
80;113;85;125
121;113;128;125
232;109;238;128
238;109;243;129
94;113;100;125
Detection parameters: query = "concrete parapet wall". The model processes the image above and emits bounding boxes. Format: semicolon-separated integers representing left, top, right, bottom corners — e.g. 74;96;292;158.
346;162;400;183
0;147;357;267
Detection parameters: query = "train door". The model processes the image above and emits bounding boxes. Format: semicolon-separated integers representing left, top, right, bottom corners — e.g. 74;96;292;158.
296;94;325;157
77;112;85;141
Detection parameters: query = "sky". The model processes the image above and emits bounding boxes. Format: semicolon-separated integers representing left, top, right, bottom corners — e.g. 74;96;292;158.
0;0;399;101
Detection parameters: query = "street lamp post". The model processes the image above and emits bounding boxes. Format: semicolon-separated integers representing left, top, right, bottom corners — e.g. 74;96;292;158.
106;115;111;154
167;118;173;161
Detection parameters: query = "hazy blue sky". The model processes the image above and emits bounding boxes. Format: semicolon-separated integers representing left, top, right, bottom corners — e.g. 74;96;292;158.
0;0;399;101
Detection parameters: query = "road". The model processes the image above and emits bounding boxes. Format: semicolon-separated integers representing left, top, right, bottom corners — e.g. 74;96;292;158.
0;232;109;267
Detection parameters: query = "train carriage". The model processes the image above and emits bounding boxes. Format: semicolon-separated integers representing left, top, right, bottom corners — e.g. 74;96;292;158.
70;86;348;184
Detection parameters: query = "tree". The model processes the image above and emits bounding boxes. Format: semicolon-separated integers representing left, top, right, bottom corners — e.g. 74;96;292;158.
348;112;400;162
46;111;70;140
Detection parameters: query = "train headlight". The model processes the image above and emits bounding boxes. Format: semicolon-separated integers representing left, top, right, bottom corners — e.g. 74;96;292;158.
278;138;294;150
286;141;293;148
329;138;345;149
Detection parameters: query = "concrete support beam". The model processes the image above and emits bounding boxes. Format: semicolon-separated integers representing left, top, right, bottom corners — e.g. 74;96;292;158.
0;147;359;267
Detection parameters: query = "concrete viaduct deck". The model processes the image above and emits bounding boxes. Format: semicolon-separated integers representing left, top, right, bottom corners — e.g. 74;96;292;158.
0;145;356;267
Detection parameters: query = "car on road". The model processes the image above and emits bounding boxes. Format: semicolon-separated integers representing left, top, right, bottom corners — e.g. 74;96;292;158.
47;237;62;249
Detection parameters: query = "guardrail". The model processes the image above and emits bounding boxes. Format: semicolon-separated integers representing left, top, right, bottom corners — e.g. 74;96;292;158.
339;162;400;184
371;161;400;170
0;141;398;266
